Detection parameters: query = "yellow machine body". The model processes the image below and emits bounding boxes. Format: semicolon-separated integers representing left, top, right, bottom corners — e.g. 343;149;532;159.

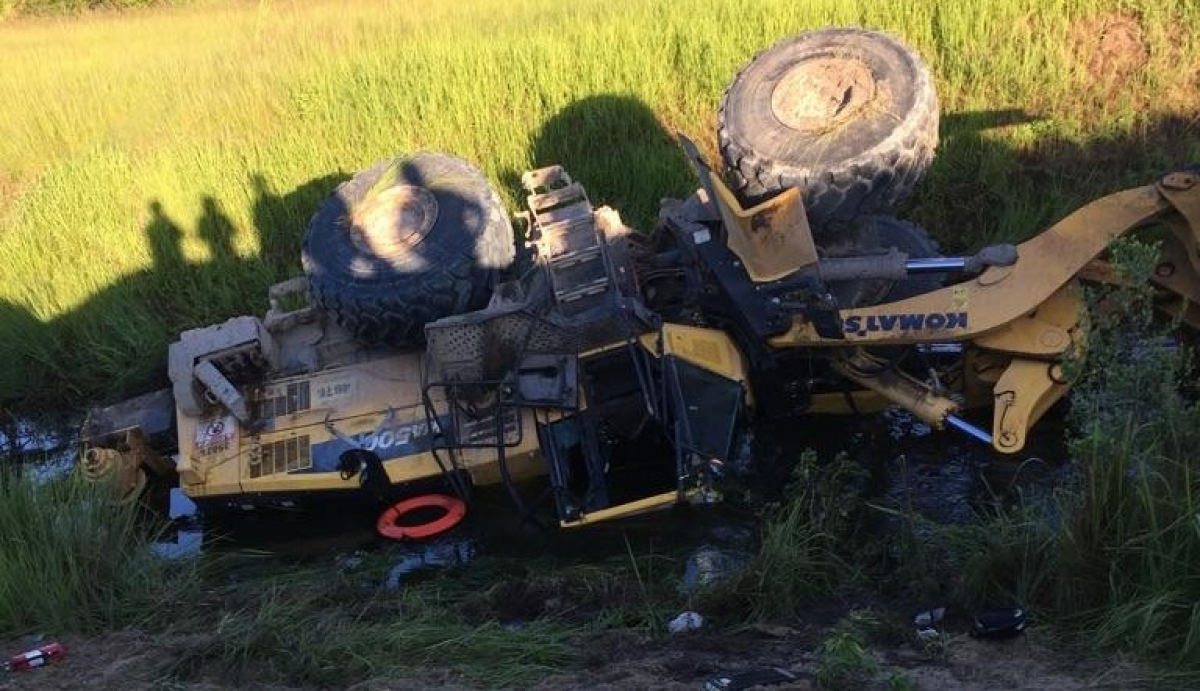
80;157;1200;522
706;165;1200;454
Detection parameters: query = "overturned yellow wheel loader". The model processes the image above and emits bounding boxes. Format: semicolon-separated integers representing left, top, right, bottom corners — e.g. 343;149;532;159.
81;27;1200;530
204;160;747;526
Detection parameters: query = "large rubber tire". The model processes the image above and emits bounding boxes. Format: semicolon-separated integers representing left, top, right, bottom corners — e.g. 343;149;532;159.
303;153;515;346
718;28;939;233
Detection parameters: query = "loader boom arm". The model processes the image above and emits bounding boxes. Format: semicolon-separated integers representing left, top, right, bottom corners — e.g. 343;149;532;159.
770;174;1199;347
668;164;1200;454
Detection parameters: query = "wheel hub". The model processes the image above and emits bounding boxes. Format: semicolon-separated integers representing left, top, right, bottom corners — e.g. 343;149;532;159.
82;447;147;504
771;57;878;133
350;184;439;255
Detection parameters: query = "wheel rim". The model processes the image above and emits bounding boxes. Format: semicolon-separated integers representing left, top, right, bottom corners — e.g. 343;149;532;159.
349;184;439;258
770;57;878;134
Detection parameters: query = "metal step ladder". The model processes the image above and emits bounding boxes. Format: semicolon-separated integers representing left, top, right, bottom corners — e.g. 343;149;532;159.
521;166;616;316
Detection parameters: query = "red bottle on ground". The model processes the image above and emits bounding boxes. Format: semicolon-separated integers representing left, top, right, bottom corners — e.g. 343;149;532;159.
5;642;66;672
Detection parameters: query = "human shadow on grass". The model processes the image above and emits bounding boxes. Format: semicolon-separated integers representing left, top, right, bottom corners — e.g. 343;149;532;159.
0;172;348;421
2;107;1197;422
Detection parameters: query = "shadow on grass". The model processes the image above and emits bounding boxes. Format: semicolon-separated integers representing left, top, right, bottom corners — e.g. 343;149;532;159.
910;109;1200;252
0;172;347;421
507;93;694;232
1;103;1197;425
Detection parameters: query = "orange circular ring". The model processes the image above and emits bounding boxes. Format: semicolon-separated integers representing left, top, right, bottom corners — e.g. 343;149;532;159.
376;493;467;541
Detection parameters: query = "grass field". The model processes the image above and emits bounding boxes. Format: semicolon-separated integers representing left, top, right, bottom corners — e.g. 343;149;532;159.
1;0;1198;411
4;4;1200;684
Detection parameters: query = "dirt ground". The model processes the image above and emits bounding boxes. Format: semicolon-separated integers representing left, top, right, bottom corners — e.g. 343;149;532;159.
1;623;1144;691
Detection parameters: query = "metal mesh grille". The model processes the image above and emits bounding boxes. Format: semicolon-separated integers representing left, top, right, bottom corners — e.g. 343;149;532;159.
252;381;311;419
248;435;311;478
425;309;582;383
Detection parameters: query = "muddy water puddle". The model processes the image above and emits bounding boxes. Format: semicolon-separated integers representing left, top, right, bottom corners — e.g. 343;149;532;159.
874;408;1072;522
0;417;78;481
749;407;1072;526
149;489;202;559
6;403;1073;590
155;481;763;591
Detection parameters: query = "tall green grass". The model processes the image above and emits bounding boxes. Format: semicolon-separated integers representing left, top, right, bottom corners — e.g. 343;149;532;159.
743;451;865;617
885;241;1200;674
1044;242;1200;667
735;238;1200;676
0;0;1197;413
2;0;160;18
150;546;684;686
0;469;195;636
162;562;580;687
0;456;685;685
